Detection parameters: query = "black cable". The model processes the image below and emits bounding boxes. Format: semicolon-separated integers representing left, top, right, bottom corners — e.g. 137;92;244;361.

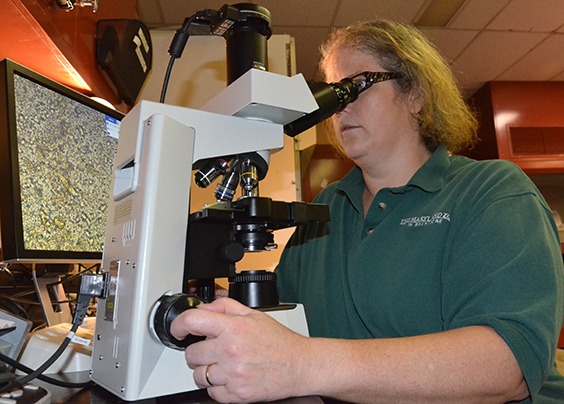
0;329;75;392
159;11;211;103
0;292;92;392
159;56;176;103
13;296;88;386
45;263;97;291
41;264;101;310
0;352;94;389
9;289;36;298
0;372;16;393
0;295;30;319
0;291;40;306
57;264;99;287
0;265;17;288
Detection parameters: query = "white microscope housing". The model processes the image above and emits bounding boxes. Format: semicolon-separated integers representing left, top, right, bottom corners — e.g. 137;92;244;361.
90;69;325;401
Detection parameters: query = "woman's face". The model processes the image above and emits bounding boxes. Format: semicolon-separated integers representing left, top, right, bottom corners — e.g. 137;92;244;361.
323;46;422;167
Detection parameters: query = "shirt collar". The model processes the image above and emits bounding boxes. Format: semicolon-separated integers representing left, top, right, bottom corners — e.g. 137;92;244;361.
405;144;450;193
337;144;451;196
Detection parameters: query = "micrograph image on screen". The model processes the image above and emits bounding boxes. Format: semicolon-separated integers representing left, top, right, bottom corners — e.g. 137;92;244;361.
13;74;119;254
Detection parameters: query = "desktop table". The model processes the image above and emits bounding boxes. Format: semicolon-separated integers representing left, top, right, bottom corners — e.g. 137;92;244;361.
36;371;325;404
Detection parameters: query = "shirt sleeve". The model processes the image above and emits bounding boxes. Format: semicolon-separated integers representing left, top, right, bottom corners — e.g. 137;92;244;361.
442;183;564;397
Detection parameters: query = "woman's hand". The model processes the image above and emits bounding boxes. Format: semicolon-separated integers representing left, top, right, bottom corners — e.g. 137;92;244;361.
170;297;311;403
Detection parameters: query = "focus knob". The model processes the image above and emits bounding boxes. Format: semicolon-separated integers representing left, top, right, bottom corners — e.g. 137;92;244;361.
153;293;205;350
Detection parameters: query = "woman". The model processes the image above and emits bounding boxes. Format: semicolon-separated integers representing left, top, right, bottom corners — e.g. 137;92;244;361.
172;20;564;403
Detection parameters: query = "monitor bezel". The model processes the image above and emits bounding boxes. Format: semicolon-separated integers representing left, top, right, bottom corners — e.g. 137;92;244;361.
0;58;124;264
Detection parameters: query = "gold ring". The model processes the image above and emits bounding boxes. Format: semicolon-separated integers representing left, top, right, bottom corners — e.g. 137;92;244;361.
205;364;213;387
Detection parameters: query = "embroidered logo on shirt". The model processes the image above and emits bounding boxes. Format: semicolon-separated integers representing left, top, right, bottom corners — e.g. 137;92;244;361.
399;212;451;227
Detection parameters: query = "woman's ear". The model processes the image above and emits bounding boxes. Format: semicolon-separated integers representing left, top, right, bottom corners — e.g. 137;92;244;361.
407;87;424;115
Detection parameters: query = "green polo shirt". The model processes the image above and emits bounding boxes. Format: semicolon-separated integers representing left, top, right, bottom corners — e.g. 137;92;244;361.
276;144;564;402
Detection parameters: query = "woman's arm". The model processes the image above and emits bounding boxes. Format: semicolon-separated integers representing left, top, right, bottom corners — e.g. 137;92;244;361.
171;297;529;403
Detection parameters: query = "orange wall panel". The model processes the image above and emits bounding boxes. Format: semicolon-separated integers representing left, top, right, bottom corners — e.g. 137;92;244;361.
2;0;139;113
468;81;564;174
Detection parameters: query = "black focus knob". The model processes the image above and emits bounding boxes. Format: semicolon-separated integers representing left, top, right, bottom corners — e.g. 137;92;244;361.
228;270;278;308
221;240;245;263
153;293;205;350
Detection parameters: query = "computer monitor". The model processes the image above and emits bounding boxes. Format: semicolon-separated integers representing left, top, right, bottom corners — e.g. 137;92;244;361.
0;59;123;263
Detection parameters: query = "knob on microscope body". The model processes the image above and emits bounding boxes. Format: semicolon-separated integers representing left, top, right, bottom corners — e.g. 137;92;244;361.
153;293;205;350
153;270;280;349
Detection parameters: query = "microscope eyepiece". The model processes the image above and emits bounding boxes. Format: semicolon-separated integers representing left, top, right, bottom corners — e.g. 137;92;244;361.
284;71;402;137
283;78;360;137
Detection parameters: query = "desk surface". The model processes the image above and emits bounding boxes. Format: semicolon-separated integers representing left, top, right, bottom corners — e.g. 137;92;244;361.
36;372;325;404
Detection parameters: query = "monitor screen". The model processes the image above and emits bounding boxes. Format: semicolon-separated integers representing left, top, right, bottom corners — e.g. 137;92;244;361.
0;59;123;263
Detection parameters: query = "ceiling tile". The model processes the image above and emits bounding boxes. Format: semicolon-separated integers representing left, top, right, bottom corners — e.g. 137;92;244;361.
487;0;564;32
497;34;564;81
157;0;237;26
448;0;510;29
333;0;427;26
252;0;338;27
139;0;338;27
552;71;564;80
453;31;548;89
419;28;479;62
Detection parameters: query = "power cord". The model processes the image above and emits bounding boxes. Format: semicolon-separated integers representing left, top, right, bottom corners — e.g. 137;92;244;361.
0;273;108;392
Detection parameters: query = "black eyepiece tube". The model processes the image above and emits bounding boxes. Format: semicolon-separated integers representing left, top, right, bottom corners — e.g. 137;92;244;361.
284;78;359;137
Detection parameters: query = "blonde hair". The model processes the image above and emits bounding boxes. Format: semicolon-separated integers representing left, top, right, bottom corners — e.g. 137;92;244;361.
319;20;478;154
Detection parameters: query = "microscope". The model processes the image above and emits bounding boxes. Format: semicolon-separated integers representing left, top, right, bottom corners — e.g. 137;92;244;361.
90;4;371;401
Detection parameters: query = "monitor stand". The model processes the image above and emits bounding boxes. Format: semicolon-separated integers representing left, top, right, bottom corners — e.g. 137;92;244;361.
31;265;72;326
